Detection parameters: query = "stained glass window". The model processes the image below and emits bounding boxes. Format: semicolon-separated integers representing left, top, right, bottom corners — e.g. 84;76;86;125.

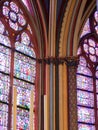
0;0;37;129
0;103;8;130
17;108;29;130
77;10;98;129
14;52;36;82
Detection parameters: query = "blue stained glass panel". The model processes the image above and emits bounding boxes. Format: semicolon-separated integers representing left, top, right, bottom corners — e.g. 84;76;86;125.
0;21;5;34
96;94;98;108
0;34;11;47
96;71;98;78
83;44;89;54
10;2;19;13
0;103;8;129
96;79;98;93
78;124;95;130
89;47;95;55
96;48;98;56
78;106;95;123
15;32;36;58
79;56;87;67
14;78;34;108
77;90;94;107
3;6;9;17
0;73;10;103
14;52;36;82
15;41;36;58
0;45;11;73
80;19;91;38
89;39;95;47
18;14;26;26
89;55;96;62
77;47;81;55
77;65;92;76
9;20;18;31
17;108;29;130
77;75;93;91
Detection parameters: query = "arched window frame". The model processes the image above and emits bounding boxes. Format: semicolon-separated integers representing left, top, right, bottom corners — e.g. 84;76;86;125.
77;9;98;129
0;0;40;130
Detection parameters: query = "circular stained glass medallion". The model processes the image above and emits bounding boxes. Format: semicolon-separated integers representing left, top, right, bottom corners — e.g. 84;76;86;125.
9;11;18;22
89;47;95;55
10;2;19;13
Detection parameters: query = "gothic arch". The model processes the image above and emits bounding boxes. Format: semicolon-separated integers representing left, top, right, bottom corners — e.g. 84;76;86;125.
58;0;96;130
0;0;48;130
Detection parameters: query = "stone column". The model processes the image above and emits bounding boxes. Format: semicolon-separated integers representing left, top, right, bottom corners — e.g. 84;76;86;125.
66;56;78;130
48;0;57;130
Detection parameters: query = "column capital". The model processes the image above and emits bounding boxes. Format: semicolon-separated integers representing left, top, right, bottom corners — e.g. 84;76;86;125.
65;56;79;66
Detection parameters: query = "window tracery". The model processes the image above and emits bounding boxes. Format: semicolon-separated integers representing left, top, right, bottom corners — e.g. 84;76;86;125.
0;0;37;129
77;10;98;130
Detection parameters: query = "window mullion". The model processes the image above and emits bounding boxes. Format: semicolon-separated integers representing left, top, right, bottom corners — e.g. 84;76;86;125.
8;48;14;130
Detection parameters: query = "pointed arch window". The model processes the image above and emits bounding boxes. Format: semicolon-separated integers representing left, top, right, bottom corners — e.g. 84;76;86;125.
77;10;98;129
0;0;38;129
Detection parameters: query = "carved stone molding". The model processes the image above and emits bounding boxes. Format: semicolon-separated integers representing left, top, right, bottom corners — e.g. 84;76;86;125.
37;56;79;65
